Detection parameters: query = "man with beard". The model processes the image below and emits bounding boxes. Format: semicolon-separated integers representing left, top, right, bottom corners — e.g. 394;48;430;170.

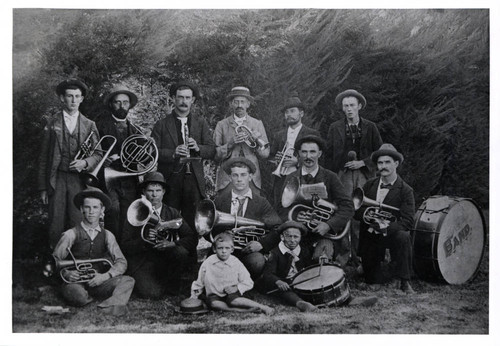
277;135;354;263
325;89;383;267
39;79;103;249
213;86;270;195
95;85;142;243
152;81;216;231
269;93;320;208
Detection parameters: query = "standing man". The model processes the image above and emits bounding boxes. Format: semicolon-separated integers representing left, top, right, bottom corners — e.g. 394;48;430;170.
151;81;216;231
39;79;103;249
213;157;282;279
121;172;198;298
326;89;383;267
269;93;320;208
357;144;415;293
278;135;354;263
95;85;141;243
213;86;270;195
51;187;135;316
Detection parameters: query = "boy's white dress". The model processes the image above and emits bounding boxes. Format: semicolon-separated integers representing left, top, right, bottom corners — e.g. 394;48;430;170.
191;254;254;297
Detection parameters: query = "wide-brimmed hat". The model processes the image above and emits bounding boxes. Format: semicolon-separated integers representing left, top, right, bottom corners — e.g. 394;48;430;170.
371;143;404;163
226;86;254;103
73;187;111;209
294;135;325;152
139;171;170;194
277;221;308;236
335;89;367;109
223;157;256;175
282;92;305;112
56;79;88;97
174;297;209;315
103;85;139;108
169;80;200;99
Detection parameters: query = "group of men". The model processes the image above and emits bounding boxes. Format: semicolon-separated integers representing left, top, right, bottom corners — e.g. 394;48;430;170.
39;78;415;316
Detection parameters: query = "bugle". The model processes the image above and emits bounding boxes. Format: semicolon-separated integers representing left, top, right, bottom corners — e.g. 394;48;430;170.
235;125;269;150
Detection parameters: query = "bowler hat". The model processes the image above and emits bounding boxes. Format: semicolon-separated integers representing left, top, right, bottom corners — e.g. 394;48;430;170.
223;157;256;175
226;86;254;103
371;143;404;163
56;79;88;97
174;297;209;315
169;80;200;99
139;171;170;194
73;187;111;210
294;135;325;152
282;92;304;112
103;85;139;109
335;89;367;109
277;221;308;236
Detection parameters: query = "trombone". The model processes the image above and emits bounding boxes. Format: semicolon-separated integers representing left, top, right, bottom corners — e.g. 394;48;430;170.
78;135;117;187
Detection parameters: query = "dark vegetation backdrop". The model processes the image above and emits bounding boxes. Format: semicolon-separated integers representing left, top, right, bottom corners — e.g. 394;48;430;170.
12;9;489;259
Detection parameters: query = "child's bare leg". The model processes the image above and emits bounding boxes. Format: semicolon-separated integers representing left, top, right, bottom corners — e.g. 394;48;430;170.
229;297;275;315
208;300;257;313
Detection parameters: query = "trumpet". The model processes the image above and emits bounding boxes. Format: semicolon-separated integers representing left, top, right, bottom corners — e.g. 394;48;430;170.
43;247;113;284
235;125;269;150
74;130;97;161
352;187;400;227
271;144;297;177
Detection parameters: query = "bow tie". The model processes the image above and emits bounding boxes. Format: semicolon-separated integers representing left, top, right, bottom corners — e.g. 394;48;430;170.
302;174;314;184
380;183;393;189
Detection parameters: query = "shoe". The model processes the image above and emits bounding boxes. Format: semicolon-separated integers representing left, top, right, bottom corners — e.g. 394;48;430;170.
296;301;318;312
261;306;276;315
348;296;378;307
400;280;415;294
100;305;129;316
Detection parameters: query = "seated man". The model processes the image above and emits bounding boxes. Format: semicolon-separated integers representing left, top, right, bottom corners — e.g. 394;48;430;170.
121;171;198;298
213;157;282;279
356;144;415;293
52;187;135;316
191;232;274;315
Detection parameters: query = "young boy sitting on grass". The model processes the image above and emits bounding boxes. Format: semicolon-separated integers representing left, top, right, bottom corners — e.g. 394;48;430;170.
191;232;275;315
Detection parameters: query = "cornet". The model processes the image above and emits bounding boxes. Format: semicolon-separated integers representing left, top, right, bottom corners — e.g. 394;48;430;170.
271;144;297;177
352;187;400;227
235;125;269;150
74;130;97;161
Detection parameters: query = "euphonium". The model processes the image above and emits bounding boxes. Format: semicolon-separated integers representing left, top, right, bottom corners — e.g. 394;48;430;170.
235;125;269;150
127;196;182;245
352;187;400;226
271;145;297;177
43;248;113;284
79;135;117;187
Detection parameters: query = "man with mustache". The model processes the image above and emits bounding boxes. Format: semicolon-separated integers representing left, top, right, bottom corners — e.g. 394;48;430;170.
39;79;103;249
269;93;320;208
277;135;354;263
356;144;415;293
325;89;383;267
95;85;142;243
151;81;216;231
213;86;270;195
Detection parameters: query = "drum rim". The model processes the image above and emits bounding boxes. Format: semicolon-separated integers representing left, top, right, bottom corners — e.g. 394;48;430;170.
292;263;346;292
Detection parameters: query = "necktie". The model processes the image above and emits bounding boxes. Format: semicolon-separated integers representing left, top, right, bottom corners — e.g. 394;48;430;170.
380;183;392;189
302;174;313;184
236;197;247;217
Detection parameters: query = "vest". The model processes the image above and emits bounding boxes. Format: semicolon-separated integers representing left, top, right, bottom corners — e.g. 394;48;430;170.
70;225;108;260
58;118;81;171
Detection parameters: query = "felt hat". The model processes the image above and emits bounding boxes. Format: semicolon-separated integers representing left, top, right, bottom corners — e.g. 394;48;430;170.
169;80;200;99
335;89;367;108
174;297;209;315
56;79;88;97
371;143;404;163
277;221;308;236
139;171;170;193
294;134;326;152
222;157;257;175
103;85;139;108
226;86;254;103
73;187;111;209
282;92;305;112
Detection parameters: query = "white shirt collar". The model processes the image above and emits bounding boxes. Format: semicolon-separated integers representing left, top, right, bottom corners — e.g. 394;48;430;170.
301;165;319;178
287;123;303;134
379;175;398;187
278;241;301;257
233;114;247;125
80;221;102;236
63;110;78;118
231;189;253;201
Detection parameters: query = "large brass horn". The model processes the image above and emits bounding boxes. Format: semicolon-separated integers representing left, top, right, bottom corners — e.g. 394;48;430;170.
194;199;265;236
79;135;117;187
352;187;400;225
43;248;113;284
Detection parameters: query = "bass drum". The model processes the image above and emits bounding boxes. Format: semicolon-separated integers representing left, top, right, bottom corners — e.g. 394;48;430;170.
412;196;486;284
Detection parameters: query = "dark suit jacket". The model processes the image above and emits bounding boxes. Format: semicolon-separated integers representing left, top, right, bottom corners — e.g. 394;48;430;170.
214;189;282;252
38;111;102;192
151;111;216;197
95;113;140;158
278;166;354;234
270;124;320;158
258;245;312;291
356;176;415;259
325;117;382;177
120;203;198;275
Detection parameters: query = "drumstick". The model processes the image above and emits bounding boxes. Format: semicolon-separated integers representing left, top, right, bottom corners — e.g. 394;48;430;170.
266;268;322;294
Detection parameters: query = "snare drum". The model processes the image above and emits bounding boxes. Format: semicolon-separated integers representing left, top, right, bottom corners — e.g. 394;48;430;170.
412;196;486;284
292;264;351;308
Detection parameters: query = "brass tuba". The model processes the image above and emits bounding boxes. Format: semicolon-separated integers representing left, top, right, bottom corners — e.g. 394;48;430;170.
127;196;182;244
235;125;269;150
352;187;400;226
43;248;113;284
194;199;267;249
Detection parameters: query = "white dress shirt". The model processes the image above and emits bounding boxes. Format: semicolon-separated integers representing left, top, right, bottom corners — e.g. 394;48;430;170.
63;110;79;134
231;189;253;217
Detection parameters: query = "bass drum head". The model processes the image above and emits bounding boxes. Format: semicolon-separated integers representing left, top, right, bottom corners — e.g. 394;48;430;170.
293;264;343;291
436;199;486;284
